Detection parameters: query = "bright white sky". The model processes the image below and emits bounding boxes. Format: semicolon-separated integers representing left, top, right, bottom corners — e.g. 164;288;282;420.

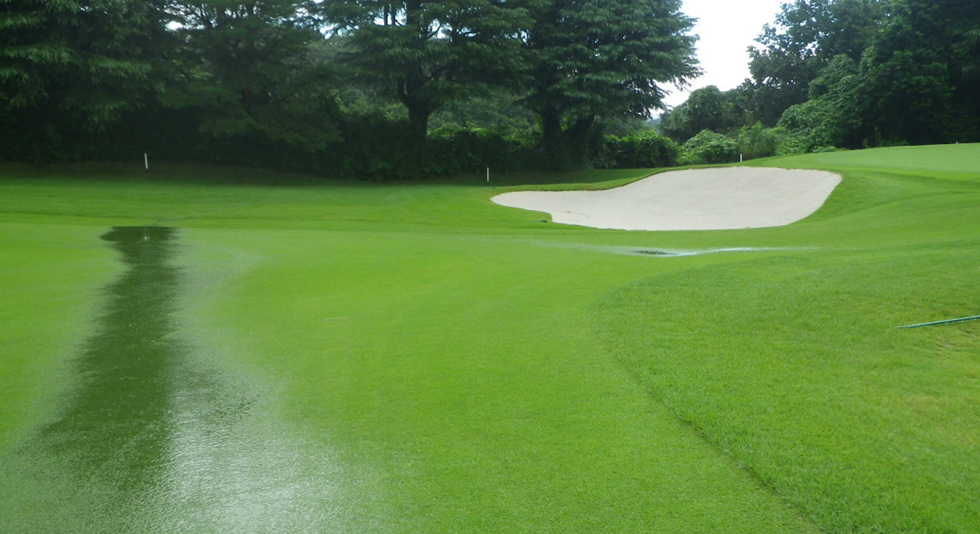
661;0;787;109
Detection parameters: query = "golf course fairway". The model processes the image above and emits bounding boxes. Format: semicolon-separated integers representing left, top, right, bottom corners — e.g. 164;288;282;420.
1;144;978;533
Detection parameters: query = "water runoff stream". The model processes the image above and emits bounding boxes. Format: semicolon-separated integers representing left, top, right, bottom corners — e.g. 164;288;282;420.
0;227;347;532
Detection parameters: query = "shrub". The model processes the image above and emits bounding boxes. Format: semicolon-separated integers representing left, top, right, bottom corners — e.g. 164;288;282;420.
596;131;680;169
428;127;538;175
680;130;739;165
737;122;781;160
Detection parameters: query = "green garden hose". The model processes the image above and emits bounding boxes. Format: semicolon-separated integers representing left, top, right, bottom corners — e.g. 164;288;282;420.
897;314;980;329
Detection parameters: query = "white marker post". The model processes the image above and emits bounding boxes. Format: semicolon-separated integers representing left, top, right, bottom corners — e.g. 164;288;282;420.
144;153;149;170
487;167;490;184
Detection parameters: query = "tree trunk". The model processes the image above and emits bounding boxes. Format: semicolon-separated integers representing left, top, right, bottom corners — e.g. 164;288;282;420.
539;107;597;167
399;0;431;140
406;99;431;140
398;75;432;140
565;115;595;144
540;105;562;151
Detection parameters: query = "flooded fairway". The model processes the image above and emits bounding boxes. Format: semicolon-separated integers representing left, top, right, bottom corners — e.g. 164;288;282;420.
0;227;348;533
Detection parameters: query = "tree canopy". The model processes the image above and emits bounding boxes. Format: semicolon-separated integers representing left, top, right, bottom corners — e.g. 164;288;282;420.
0;0;701;173
659;85;747;142
2;0;979;175
0;0;171;160
322;0;532;138
662;0;980;155
744;0;885;125
520;0;698;161
163;0;340;150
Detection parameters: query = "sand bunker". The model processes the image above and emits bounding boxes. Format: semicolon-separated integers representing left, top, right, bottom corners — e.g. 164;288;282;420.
492;167;842;231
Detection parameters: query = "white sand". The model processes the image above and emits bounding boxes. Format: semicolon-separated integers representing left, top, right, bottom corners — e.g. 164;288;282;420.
492;167;842;231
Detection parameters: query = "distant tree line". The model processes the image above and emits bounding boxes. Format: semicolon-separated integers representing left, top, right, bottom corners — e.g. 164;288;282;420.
4;0;976;177
0;0;699;178
661;0;980;162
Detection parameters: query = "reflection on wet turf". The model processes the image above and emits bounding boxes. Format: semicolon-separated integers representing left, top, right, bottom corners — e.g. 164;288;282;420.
0;227;346;532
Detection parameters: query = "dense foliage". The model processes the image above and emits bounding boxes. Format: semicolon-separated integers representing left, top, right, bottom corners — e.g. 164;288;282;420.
0;0;697;177
321;0;531;139
0;0;172;161
662;0;980;156
2;0;978;176
520;0;698;164
596;130;680;169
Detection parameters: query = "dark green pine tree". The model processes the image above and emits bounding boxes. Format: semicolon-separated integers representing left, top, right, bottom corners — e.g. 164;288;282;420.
0;0;172;161
163;0;340;152
520;0;699;163
321;0;532;139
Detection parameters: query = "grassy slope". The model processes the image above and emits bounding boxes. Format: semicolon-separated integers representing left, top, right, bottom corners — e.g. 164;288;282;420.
595;145;980;533
1;145;978;532
176;228;820;532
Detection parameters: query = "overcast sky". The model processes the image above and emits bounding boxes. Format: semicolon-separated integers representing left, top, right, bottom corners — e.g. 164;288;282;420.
661;0;787;109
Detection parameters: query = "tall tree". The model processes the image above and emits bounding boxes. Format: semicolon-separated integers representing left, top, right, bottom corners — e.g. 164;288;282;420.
777;54;868;150
521;0;698;159
162;0;339;150
746;0;885;125
322;0;531;138
0;0;172;160
659;85;749;142
860;0;980;143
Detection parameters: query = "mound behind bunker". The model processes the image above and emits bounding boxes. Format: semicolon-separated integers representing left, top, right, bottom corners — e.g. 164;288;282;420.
492;167;842;231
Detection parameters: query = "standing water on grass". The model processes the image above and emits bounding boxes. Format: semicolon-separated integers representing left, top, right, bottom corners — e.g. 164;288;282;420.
0;227;347;532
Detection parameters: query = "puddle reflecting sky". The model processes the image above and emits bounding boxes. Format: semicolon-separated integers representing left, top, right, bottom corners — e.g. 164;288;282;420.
0;227;347;532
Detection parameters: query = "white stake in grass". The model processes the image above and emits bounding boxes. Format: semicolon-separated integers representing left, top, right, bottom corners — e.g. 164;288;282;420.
144;153;149;170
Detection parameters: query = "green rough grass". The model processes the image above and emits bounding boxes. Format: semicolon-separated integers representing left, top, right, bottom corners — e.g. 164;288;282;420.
2;144;979;532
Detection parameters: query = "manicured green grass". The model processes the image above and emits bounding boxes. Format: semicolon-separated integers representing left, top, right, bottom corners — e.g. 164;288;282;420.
0;223;118;451
596;146;980;533
1;145;978;532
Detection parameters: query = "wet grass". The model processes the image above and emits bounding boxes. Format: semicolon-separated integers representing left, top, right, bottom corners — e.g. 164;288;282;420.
174;229;825;532
0;223;118;451
2;227;183;531
2;144;980;532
